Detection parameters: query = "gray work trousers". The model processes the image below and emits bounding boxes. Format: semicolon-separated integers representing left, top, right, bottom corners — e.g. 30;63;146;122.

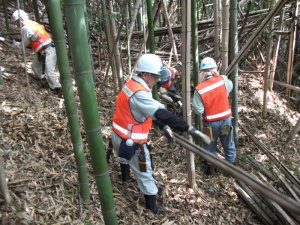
31;46;61;89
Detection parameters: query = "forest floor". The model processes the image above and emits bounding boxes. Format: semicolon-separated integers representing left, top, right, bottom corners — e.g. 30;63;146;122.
0;33;300;225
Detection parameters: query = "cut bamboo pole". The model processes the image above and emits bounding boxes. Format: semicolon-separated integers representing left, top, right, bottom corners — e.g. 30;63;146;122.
161;0;178;62
220;0;229;74
181;0;195;189
273;80;300;92
286;2;298;98
240;124;300;189
262;0;275;118
234;182;276;225
225;0;289;76
285;117;300;145
269;7;285;91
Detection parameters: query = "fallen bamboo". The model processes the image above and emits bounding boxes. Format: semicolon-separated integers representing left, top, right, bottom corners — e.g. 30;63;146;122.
240;123;300;190
234;182;276;225
174;133;300;213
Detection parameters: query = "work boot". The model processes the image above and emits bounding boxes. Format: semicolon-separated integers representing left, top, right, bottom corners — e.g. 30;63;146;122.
120;164;131;183
51;87;62;96
144;195;161;214
205;164;216;176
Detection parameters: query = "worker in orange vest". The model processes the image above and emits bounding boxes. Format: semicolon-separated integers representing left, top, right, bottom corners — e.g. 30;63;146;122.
12;9;61;92
112;54;210;214
157;64;183;108
193;57;236;175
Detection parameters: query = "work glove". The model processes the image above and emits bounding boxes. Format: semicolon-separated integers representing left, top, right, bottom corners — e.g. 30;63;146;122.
12;39;20;48
0;37;5;42
162;125;175;143
188;126;211;144
159;87;168;95
175;100;183;109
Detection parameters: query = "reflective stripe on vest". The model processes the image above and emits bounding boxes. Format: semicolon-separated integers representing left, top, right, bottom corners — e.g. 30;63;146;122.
195;75;232;122
112;122;149;140
204;109;232;120
112;79;152;143
24;20;52;52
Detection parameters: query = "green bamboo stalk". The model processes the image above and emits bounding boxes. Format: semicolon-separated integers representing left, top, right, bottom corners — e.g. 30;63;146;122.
46;0;90;203
145;0;155;53
191;0;202;132
229;0;239;144
63;1;117;224
145;0;158;99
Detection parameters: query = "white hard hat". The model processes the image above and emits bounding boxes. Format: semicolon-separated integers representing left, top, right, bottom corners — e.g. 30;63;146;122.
200;57;217;71
12;9;29;23
136;54;163;76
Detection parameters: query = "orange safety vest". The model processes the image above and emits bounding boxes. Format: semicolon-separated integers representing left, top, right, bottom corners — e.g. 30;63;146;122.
195;75;232;122
161;67;176;89
112;79;152;143
24;20;52;52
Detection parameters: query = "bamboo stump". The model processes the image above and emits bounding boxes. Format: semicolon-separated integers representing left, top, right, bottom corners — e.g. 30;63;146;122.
0;152;11;204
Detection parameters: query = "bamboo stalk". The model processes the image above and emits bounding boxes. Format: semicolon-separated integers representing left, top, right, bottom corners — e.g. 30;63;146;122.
286;2;298;98
46;0;91;203
225;0;289;76
63;1;117;223
161;0;178;62
262;0;275;118
181;0;195;189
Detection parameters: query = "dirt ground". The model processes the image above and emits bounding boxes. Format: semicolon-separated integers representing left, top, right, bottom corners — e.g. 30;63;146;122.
0;23;299;225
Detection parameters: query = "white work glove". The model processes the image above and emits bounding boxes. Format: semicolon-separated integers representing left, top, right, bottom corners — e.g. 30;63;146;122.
0;37;5;42
162;125;175;143
175;100;183;108
159;87;168;95
188;126;211;144
12;39;21;48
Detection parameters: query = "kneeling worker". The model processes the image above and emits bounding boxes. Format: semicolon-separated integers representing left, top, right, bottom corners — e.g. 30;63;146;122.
157;64;183;108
